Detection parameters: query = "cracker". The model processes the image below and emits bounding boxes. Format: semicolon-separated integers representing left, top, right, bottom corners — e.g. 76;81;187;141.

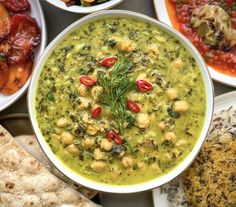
0;125;100;207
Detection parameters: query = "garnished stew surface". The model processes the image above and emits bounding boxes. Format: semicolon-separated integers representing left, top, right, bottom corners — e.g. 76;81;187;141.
36;18;206;185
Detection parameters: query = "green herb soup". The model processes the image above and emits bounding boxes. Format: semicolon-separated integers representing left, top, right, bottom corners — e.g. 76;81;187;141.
35;17;206;185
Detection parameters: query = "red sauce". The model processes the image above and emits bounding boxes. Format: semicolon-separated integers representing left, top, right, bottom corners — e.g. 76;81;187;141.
166;0;236;77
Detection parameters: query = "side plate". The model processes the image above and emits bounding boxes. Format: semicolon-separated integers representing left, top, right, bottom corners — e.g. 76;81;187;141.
153;0;236;88
0;0;47;112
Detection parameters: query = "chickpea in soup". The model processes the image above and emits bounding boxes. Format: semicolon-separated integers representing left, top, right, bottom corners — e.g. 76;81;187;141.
35;18;206;185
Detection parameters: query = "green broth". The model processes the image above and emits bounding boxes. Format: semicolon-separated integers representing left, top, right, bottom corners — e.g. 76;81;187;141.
35;17;206;185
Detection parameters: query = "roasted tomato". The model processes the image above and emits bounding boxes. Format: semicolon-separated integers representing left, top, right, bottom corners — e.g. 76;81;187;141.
7;14;41;64
1;59;32;94
0;3;11;41
3;0;30;13
0;60;9;90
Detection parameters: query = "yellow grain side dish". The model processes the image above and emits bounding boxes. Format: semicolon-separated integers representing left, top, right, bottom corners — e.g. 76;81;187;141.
184;106;236;207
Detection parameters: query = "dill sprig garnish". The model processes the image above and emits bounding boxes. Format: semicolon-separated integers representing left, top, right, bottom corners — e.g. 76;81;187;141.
98;58;135;134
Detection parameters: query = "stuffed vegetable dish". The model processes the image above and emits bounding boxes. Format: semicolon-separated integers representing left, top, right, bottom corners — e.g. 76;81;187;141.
166;0;236;77
35;17;207;185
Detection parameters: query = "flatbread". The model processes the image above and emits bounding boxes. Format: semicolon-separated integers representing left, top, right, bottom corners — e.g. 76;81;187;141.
14;135;97;199
0;125;100;207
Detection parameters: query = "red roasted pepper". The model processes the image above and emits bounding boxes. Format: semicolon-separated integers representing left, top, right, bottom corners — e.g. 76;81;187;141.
91;107;102;119
136;79;153;92
127;100;140;113
107;130;122;145
100;56;118;68
79;76;96;86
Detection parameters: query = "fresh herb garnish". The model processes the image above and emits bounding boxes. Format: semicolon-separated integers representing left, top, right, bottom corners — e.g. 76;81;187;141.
107;39;117;48
98;58;135;134
126;114;136;128
0;53;6;61
218;2;228;12
167;106;180;118
232;3;236;11
46;92;55;102
145;156;157;164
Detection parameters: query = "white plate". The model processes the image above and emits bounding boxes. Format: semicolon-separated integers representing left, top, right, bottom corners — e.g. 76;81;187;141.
0;0;47;112
214;90;236;112
152;90;236;207
45;0;124;14
153;0;236;88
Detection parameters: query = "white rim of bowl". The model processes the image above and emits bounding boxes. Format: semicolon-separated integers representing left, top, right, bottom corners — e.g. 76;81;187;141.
28;10;214;193
45;0;124;14
0;0;47;112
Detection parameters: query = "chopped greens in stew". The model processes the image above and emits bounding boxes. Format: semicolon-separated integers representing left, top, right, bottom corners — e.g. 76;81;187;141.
35;18;206;185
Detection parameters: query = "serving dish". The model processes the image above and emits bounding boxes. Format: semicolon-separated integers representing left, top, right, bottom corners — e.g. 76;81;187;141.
153;0;236;88
0;0;47;112
152;90;236;207
28;10;214;193
45;0;124;13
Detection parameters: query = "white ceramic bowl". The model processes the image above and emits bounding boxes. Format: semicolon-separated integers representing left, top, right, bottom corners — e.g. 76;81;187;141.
45;0;124;13
28;10;214;193
0;0;47;112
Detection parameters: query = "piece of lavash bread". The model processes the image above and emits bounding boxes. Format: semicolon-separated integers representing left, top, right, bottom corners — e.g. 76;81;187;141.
14;135;97;199
0;125;100;207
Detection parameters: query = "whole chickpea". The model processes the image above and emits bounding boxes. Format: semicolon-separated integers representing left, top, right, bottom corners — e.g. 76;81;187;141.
117;39;135;52
100;139;113;151
86;125;99;136
158;122;166;131
66;144;79;154
83;138;95;149
136;113;150;129
61;132;74;145
122;156;134;168
164;132;176;142
78;97;90;110
166;88;178;100
93;148;104;160
56;118;69;128
173;100;189;113
91;161;106;173
173;58;184;70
